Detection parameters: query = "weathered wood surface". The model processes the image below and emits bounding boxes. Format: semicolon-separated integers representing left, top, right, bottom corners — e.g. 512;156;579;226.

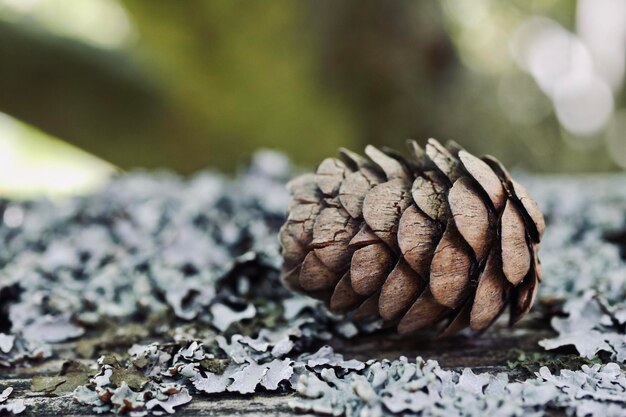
1;313;559;416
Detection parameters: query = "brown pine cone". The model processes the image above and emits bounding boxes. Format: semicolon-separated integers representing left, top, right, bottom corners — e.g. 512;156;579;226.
279;139;544;335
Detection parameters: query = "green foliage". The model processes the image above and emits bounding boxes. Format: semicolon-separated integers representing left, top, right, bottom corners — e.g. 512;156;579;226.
0;0;620;173
121;0;357;170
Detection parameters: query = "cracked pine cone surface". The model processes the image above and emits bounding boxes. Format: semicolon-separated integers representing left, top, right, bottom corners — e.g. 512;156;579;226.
279;139;545;335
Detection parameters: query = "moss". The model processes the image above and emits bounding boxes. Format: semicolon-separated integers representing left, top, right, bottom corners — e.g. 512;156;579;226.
200;358;230;375
75;323;151;359
507;349;602;379
31;360;94;396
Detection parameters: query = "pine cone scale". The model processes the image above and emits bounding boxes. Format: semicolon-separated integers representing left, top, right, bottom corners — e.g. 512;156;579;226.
349;225;380;247
411;176;448;221
397;205;440;279
311;208;359;273
339;171;377;219
511;180;545;240
397;288;449;334
510;272;538;325
352;293;381;321
315;158;348;196
350;243;394;296
364;145;409;180
299;252;339;291
448;177;493;260
470;251;509;330
500;201;532;285
279;138;545;335
429;226;473;309
458;150;508;211
379;259;425;321
441;300;473;336
362;179;411;248
425;139;462;182
329;272;362;313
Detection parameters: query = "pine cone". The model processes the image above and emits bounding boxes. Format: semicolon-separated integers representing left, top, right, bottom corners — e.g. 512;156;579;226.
279;139;544;335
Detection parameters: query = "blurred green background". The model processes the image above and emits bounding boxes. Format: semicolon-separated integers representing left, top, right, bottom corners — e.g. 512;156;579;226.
0;0;625;197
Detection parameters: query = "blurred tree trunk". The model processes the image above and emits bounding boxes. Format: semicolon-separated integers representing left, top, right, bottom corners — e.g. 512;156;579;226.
309;0;459;148
0;21;212;173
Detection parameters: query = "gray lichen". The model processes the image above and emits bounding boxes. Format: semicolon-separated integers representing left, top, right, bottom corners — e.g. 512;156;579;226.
0;151;294;366
539;292;626;362
2;156;626;416
74;334;298;413
71;326;626;417
291;355;626;417
0;387;26;415
526;175;626;362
